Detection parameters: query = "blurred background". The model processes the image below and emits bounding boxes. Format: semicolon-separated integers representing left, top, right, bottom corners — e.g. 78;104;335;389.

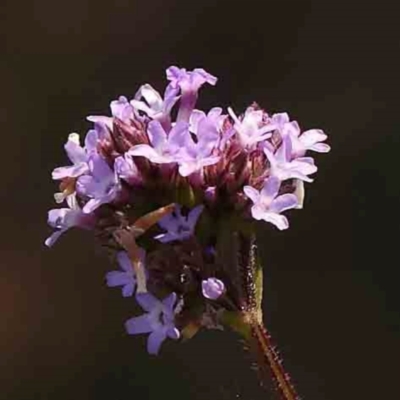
1;0;399;399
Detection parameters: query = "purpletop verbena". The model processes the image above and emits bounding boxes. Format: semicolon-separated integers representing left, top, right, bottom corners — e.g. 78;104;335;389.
45;65;330;356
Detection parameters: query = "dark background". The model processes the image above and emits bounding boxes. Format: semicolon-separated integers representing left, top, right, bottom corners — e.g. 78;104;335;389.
1;1;399;399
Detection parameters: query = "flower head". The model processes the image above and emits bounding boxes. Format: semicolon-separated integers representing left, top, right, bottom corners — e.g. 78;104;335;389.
125;292;180;355
45;65;330;379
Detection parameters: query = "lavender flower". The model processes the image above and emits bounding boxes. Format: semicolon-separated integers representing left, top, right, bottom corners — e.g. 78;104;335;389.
202;278;225;300
110;96;134;121
45;194;94;247
175;114;221;177
166;66;217;92
130;84;180;127
46;65;331;395
114;153;140;185
87;96;134;130
264;134;317;182
125;292;180;355
106;250;146;297
189;107;226;132
154;204;204;243
228;106;274;149
52;131;98;181
76;154;121;214
243;176;298;230
128;120;188;164
282;121;331;157
166;66;217;122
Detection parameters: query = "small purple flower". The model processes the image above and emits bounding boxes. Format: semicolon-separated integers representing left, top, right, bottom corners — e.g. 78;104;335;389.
154;204;204;243
243;176;298;230
128;120;188;164
166;66;217;92
52;131;98;180
228;107;274;149
175;115;221;177
76;154;121;214
110;96;134;121
45;194;93;247
189;107;226;133
202;278;225;300
114;152;141;185
87;96;134;130
166;66;217;122
106;250;146;297
268;115;330;158
130;84;180;122
281;121;331;157
125;292;180;355
264;134;317;183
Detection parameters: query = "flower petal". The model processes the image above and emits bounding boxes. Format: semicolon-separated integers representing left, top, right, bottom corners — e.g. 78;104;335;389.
88;155;114;182
162;292;177;311
187;205;204;229
125;315;153;335
116;251;132;272
52;163;88;180
84;129;99;153
128;144;165;163
64;133;86;164
310;142;331;153
243;186;260;203
147;330;167;355
82;198;104;214
44;230;64;247
122;282;135;297
189;109;206;134
166;327;180;340
147;120;167;149
168;121;190;154
270;194;298;213
250;204;266;220
290;158;318;176
300;129;327;147
260;176;281;202
105;271;130;287
140;84;164;110
262;212;289;230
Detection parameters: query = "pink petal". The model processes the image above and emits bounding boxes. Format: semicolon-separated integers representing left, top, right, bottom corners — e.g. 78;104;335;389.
270;194;298;213
263;212;289;230
300;129;327;147
260;176;281;202
147;120;167;149
243;186;260;203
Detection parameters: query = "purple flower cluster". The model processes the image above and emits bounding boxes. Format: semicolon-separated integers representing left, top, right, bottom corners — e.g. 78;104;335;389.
45;66;330;355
